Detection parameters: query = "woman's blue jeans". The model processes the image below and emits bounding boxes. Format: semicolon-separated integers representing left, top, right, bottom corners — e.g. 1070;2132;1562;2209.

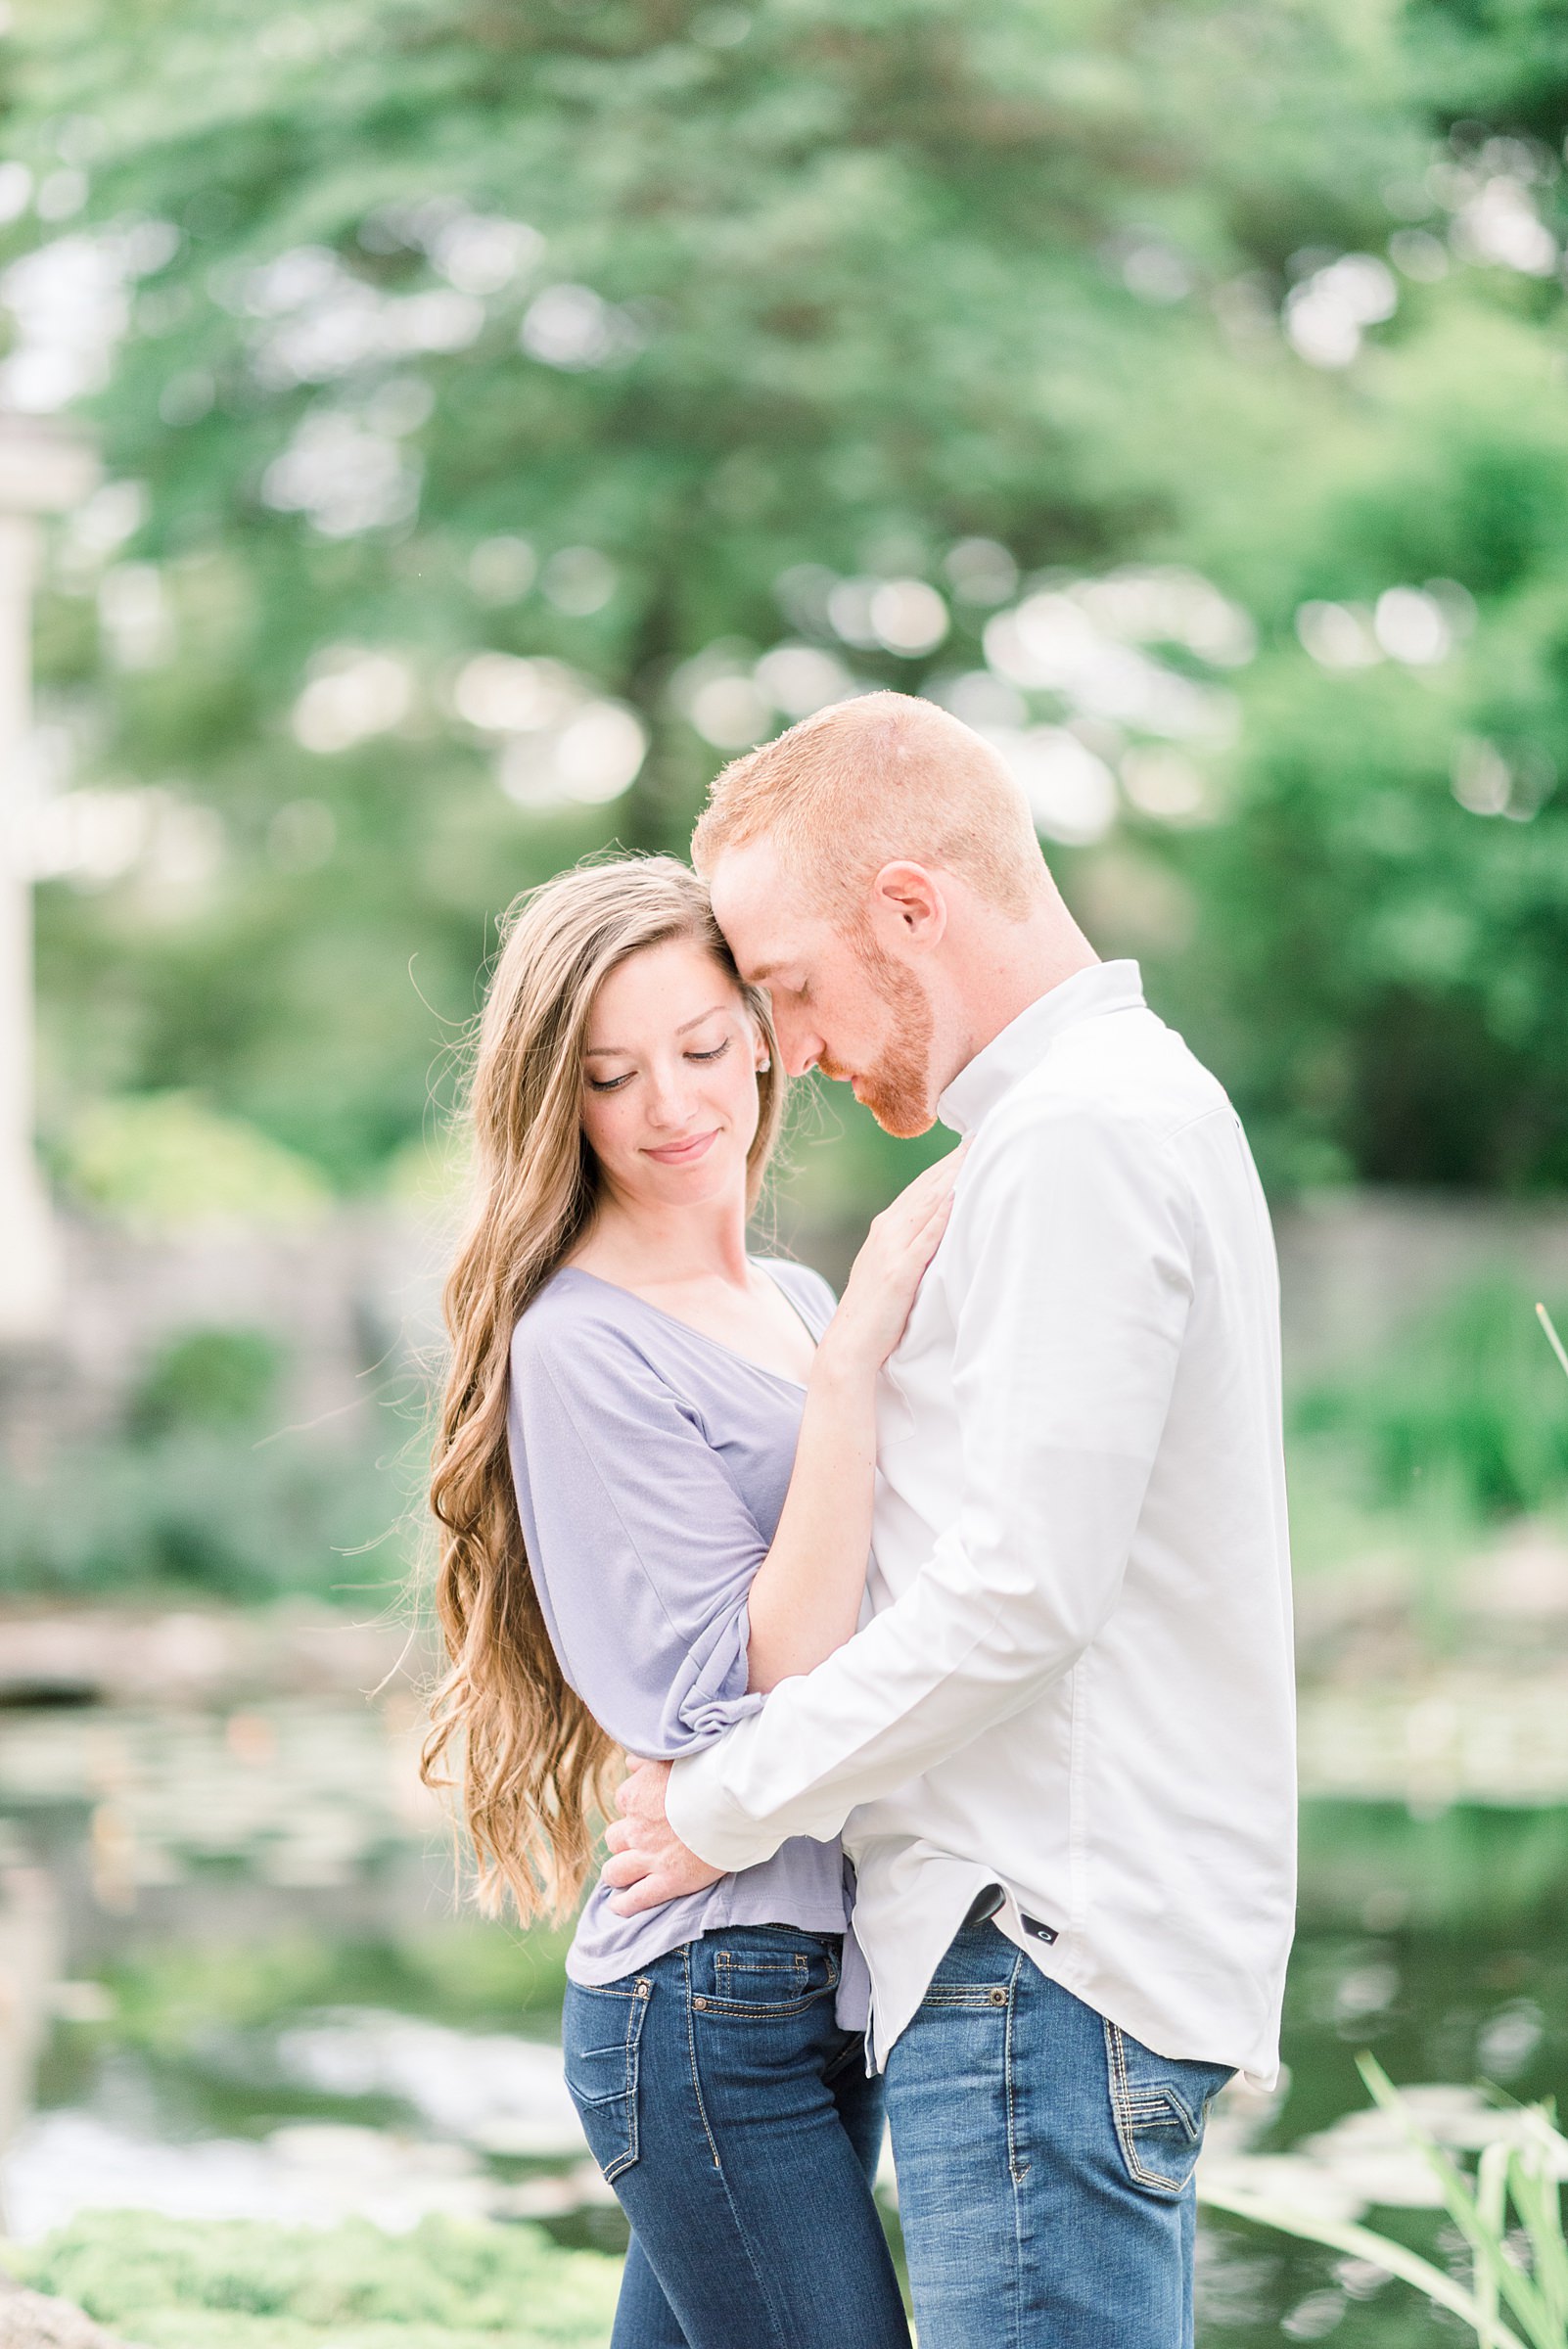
562;1925;910;2349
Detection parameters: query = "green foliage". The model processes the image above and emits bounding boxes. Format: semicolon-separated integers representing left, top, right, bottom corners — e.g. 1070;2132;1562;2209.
128;1325;286;1436
0;1420;403;1598
1294;1279;1568;1518
98;1925;574;2056
61;1094;332;1229
2;0;1566;1207
12;2212;621;2349
1296;1801;1568;1934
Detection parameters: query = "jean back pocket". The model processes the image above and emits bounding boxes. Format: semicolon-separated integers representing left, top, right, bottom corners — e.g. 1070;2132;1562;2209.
1104;2016;1234;2195
696;1929;840;2018
562;1977;652;2183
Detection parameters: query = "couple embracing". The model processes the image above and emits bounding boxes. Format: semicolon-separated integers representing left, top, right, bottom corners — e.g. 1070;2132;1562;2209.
426;692;1296;2349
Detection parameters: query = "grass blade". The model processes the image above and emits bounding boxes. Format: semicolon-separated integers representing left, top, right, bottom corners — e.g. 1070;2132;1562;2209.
1539;1302;1568;1385
1506;2134;1568;2338
1196;2176;1527;2347
1359;2057;1559;2349
1476;2142;1510;2342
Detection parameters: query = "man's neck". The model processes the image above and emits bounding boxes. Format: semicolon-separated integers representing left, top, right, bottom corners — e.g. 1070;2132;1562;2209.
939;907;1100;1094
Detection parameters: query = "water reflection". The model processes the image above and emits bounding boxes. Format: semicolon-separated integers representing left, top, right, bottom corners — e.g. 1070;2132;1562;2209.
10;1960;612;2241
9;1909;1567;2347
1199;1922;1568;2345
4;1658;1568;2342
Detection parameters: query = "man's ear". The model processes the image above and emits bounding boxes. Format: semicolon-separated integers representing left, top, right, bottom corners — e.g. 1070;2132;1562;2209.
868;860;948;950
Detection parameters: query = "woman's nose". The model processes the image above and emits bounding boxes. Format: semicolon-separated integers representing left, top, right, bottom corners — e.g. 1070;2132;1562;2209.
645;1063;698;1126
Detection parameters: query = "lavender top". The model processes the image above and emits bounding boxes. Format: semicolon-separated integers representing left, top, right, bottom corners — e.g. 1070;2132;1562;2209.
507;1258;853;1990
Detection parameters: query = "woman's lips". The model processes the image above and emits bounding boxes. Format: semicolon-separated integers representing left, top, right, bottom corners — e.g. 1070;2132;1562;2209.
644;1129;719;1165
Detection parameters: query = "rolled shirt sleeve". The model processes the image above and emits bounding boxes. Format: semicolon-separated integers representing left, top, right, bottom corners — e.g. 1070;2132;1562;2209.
665;1098;1195;1871
508;1321;769;1760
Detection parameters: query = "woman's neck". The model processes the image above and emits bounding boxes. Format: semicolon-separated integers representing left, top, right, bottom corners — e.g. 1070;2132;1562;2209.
578;1188;754;1292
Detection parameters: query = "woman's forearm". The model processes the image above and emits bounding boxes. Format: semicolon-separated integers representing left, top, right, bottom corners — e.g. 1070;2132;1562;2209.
745;1335;878;1692
744;1154;961;1692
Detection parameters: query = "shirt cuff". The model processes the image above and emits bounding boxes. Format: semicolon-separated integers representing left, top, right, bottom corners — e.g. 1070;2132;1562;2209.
666;1719;786;1875
671;1598;766;1745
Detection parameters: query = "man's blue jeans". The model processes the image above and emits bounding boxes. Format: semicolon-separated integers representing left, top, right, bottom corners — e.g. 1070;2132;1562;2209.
883;1920;1233;2349
562;1925;909;2349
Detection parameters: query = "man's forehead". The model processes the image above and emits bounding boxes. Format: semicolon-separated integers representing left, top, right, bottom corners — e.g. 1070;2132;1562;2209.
707;841;818;970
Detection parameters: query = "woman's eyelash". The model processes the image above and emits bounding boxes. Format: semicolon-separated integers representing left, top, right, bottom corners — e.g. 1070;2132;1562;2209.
585;1037;731;1094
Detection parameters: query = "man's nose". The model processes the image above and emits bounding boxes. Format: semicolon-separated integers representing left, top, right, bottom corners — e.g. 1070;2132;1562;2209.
771;1004;820;1080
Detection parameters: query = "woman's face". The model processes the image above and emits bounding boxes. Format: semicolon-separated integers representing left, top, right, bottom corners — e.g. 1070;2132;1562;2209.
579;937;766;1213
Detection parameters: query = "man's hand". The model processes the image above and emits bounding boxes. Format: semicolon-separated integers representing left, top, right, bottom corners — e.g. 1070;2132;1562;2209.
602;1757;723;1915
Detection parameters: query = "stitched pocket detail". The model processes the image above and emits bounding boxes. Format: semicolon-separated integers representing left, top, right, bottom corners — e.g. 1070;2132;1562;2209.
1103;2018;1231;2196
563;1979;651;2182
695;1940;839;2017
917;1982;1015;2010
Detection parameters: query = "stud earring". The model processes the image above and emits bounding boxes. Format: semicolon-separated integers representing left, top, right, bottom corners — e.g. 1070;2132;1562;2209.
757;1056;771;1074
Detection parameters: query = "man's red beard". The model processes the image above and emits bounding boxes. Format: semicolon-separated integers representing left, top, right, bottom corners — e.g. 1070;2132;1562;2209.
820;938;937;1139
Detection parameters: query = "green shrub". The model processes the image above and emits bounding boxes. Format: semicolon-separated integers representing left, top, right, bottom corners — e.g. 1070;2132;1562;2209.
1293;1280;1568;1520
0;1310;417;1602
128;1328;287;1439
61;1096;331;1231
98;1926;574;2057
14;2212;620;2349
0;1425;406;1602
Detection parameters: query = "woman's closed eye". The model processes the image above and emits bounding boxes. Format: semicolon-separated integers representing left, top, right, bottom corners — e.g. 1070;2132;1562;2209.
584;1036;732;1094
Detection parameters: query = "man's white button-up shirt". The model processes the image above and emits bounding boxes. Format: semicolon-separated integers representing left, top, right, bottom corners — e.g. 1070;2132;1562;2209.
667;961;1297;2085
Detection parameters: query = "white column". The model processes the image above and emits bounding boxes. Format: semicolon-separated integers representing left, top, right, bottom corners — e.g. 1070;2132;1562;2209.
0;412;97;1343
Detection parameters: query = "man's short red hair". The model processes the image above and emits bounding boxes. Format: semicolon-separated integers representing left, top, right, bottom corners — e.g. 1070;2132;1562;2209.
691;691;1042;922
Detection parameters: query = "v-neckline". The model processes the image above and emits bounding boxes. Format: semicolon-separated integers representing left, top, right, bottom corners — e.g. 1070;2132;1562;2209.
557;1261;819;1389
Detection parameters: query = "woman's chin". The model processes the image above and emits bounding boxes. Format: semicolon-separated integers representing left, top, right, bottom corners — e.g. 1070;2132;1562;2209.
665;1168;741;1208
630;1155;745;1211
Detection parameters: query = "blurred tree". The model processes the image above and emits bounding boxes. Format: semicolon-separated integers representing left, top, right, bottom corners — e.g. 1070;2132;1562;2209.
126;1325;285;1438
1294;1277;1568;1517
1;0;1564;1203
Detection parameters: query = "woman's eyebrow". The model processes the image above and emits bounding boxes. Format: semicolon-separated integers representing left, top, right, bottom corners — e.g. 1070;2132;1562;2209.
583;1005;729;1056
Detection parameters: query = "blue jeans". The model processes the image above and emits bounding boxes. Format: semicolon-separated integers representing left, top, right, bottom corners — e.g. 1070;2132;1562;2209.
883;1922;1233;2349
562;1925;910;2349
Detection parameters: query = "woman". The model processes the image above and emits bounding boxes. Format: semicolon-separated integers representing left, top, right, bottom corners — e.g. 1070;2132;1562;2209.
425;856;956;2349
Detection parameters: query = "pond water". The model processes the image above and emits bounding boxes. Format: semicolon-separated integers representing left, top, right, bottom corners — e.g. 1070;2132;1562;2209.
1204;1916;1568;2344
4;1681;1566;2345
10;1900;1567;2343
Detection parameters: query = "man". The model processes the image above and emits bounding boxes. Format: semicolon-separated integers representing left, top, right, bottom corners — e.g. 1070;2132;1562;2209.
606;692;1296;2348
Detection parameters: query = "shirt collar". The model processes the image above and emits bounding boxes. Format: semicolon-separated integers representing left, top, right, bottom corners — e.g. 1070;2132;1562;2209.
937;959;1146;1136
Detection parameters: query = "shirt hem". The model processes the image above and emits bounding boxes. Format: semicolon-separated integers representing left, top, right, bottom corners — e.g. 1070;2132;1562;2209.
566;1895;855;1988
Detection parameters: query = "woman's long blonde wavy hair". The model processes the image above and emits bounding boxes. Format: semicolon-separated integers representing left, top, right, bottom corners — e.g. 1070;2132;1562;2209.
422;855;784;1922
